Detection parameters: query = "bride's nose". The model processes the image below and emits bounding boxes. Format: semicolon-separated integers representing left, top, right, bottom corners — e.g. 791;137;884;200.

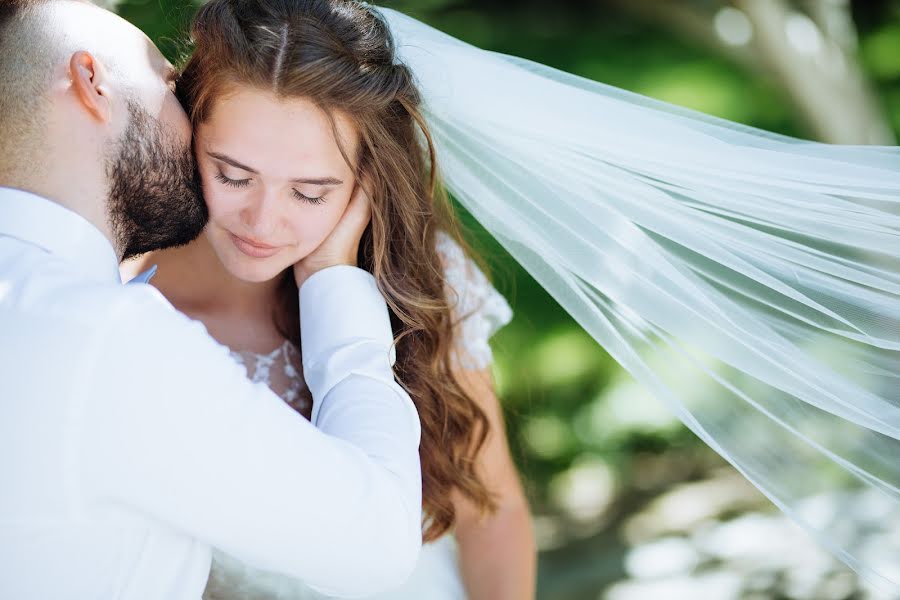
239;187;279;238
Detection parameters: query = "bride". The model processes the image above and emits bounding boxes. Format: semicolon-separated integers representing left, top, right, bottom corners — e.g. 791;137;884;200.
122;0;535;598
130;0;900;595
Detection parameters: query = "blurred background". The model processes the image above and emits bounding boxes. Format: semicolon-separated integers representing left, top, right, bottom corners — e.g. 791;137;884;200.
111;1;900;598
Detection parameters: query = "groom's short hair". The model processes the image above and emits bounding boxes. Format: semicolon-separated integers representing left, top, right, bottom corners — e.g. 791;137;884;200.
0;0;88;176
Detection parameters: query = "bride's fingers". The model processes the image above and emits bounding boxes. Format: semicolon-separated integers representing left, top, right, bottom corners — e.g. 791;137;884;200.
339;179;373;238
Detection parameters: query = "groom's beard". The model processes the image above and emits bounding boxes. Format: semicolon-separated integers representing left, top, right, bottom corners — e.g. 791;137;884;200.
107;100;208;261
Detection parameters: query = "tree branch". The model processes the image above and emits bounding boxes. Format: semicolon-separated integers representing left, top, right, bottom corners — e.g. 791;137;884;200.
600;0;762;73
736;0;894;143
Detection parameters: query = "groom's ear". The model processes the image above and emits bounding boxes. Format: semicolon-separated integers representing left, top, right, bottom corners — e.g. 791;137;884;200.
68;50;113;123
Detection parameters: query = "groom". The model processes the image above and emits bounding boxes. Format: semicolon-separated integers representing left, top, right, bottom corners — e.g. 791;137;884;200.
0;1;422;598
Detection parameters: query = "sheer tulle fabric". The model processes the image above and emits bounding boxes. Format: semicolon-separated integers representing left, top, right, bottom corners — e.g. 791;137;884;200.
376;7;900;591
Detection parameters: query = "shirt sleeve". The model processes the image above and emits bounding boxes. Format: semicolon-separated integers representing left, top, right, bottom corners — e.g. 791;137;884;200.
77;267;422;598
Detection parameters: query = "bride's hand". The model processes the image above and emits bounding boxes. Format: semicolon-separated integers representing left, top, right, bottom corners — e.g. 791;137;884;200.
293;178;373;288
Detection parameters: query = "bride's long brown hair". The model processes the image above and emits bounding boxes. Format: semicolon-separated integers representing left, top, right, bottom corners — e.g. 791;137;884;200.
178;0;497;540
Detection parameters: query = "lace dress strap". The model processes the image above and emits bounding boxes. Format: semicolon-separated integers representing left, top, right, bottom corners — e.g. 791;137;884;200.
436;231;513;370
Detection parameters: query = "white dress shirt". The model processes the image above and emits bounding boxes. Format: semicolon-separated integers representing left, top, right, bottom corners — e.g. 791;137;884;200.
0;187;423;599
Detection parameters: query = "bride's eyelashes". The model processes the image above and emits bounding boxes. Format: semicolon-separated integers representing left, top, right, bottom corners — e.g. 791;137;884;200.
291;189;325;205
214;171;326;205
214;171;250;189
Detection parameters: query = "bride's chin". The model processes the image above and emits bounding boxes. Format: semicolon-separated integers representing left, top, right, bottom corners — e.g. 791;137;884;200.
222;255;287;284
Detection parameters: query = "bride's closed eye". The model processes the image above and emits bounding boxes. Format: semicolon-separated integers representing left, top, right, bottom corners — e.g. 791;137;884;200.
214;171;326;205
214;171;250;189
291;189;325;205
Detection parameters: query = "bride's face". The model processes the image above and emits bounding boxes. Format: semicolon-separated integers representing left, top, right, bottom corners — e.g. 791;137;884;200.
195;87;359;283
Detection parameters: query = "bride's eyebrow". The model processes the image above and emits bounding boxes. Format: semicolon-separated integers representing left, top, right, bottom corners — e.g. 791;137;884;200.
207;151;259;174
206;151;344;186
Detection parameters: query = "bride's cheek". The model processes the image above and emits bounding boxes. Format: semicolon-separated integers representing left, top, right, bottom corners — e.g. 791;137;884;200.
207;192;243;223
302;207;340;243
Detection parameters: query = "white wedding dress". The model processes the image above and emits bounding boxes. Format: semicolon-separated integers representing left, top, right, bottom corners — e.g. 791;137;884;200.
202;232;512;600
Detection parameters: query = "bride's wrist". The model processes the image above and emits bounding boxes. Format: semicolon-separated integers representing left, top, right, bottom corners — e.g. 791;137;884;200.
293;256;358;288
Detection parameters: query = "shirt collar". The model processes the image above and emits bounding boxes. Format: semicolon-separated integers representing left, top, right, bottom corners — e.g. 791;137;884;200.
0;186;121;284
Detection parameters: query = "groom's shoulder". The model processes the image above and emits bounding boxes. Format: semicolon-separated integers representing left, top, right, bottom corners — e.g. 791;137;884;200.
0;251;227;385
36;278;221;364
77;280;198;337
0;259;193;340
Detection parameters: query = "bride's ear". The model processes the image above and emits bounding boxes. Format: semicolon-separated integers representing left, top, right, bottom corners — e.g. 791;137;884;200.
68;51;113;124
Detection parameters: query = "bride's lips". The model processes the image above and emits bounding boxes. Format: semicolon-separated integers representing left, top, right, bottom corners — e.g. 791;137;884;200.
229;232;283;258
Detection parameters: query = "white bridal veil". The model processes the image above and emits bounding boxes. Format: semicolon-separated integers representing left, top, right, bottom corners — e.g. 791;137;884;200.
375;6;900;592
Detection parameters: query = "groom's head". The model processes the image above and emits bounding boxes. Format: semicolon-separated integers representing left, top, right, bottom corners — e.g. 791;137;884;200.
0;0;207;260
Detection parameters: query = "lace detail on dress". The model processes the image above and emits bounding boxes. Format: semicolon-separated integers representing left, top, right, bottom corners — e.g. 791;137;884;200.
436;231;513;370
230;340;312;419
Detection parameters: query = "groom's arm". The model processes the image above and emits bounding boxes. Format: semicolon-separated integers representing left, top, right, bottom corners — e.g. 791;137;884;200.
78;267;421;598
